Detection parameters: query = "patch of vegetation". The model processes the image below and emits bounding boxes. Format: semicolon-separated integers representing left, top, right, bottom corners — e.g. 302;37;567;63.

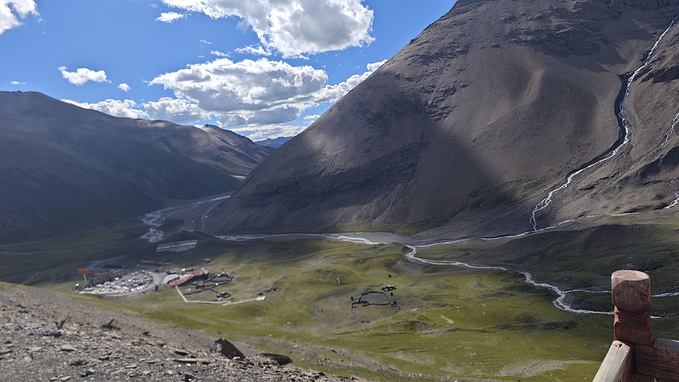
16;218;679;381
68;358;89;366
652;100;667;111
102;238;615;381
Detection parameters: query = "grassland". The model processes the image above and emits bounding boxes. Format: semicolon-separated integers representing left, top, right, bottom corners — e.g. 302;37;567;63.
109;238;615;381
7;218;679;381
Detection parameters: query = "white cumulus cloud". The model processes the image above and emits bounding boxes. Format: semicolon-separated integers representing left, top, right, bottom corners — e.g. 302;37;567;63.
58;66;110;86
62;99;148;119
149;57;327;127
160;0;374;57
156;11;184;23
10;80;25;85
0;0;37;35
146;58;386;132
145;97;212;124
118;83;130;92
315;59;386;103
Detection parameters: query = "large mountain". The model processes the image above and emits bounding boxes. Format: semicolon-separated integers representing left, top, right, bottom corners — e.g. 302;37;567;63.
0;91;270;243
206;0;679;237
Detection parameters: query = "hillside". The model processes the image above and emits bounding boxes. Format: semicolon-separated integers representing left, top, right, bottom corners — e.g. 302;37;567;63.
0;91;270;243
206;0;679;238
0;283;348;381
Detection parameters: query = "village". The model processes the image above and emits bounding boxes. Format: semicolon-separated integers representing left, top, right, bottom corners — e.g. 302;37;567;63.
74;239;260;305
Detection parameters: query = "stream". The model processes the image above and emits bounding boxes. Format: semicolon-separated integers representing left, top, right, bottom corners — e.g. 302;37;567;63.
530;14;679;231
139;16;679;317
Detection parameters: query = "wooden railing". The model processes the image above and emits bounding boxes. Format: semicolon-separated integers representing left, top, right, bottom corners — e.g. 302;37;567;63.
594;270;679;382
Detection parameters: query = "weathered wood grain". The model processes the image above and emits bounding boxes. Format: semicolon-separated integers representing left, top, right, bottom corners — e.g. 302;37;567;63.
593;340;634;382
635;338;679;381
611;271;651;313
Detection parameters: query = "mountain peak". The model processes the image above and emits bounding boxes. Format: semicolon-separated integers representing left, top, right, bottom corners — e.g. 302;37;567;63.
205;0;679;239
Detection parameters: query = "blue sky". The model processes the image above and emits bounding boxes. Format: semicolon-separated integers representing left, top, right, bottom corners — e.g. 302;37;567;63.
1;0;455;141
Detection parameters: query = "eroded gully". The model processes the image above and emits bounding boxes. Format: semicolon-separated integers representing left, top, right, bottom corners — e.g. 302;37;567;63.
530;13;679;230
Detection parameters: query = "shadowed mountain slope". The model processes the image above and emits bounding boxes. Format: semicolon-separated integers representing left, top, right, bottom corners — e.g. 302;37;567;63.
0;91;270;243
206;0;679;237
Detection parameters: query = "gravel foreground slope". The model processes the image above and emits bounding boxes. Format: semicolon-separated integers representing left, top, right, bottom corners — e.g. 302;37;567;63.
0;284;352;381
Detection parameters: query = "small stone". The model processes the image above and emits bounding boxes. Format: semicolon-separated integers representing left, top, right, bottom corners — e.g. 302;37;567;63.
60;377;72;381
174;358;210;364
0;348;12;355
125;364;137;369
260;353;293;366
211;338;246;359
60;344;76;352
80;369;94;377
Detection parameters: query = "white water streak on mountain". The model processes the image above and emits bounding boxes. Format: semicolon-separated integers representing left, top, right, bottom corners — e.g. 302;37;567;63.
530;14;679;230
660;111;679;146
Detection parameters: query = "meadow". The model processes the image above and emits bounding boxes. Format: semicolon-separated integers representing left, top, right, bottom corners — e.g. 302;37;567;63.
115;238;614;381
5;216;679;381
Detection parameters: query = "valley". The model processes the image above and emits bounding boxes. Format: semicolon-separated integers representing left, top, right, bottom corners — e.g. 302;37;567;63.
4;199;679;380
4;0;679;380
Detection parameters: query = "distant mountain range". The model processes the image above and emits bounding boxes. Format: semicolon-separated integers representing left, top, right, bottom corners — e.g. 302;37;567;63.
206;0;679;238
0;91;270;243
256;137;293;149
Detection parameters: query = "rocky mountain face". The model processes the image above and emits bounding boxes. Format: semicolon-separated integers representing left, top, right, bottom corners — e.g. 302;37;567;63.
206;0;679;238
0;91;270;243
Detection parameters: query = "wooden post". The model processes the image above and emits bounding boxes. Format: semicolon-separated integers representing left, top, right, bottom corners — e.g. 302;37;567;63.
595;270;679;381
593;340;633;382
611;270;652;346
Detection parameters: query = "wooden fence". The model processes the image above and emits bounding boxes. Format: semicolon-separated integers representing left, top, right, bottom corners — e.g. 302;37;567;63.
593;270;679;381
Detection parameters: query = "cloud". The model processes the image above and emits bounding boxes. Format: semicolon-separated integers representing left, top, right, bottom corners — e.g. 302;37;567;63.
199;39;211;45
210;50;229;57
145;97;212;124
160;0;374;57
304;114;320;120
118;83;130;92
149;57;327;126
229;124;308;141
314;59;386;103
324;59;388;102
0;0;38;35
62;99;148;119
235;45;271;56
367;60;386;72
156;11;184;23
147;58;386;130
58;66;110;86
10;80;25;85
